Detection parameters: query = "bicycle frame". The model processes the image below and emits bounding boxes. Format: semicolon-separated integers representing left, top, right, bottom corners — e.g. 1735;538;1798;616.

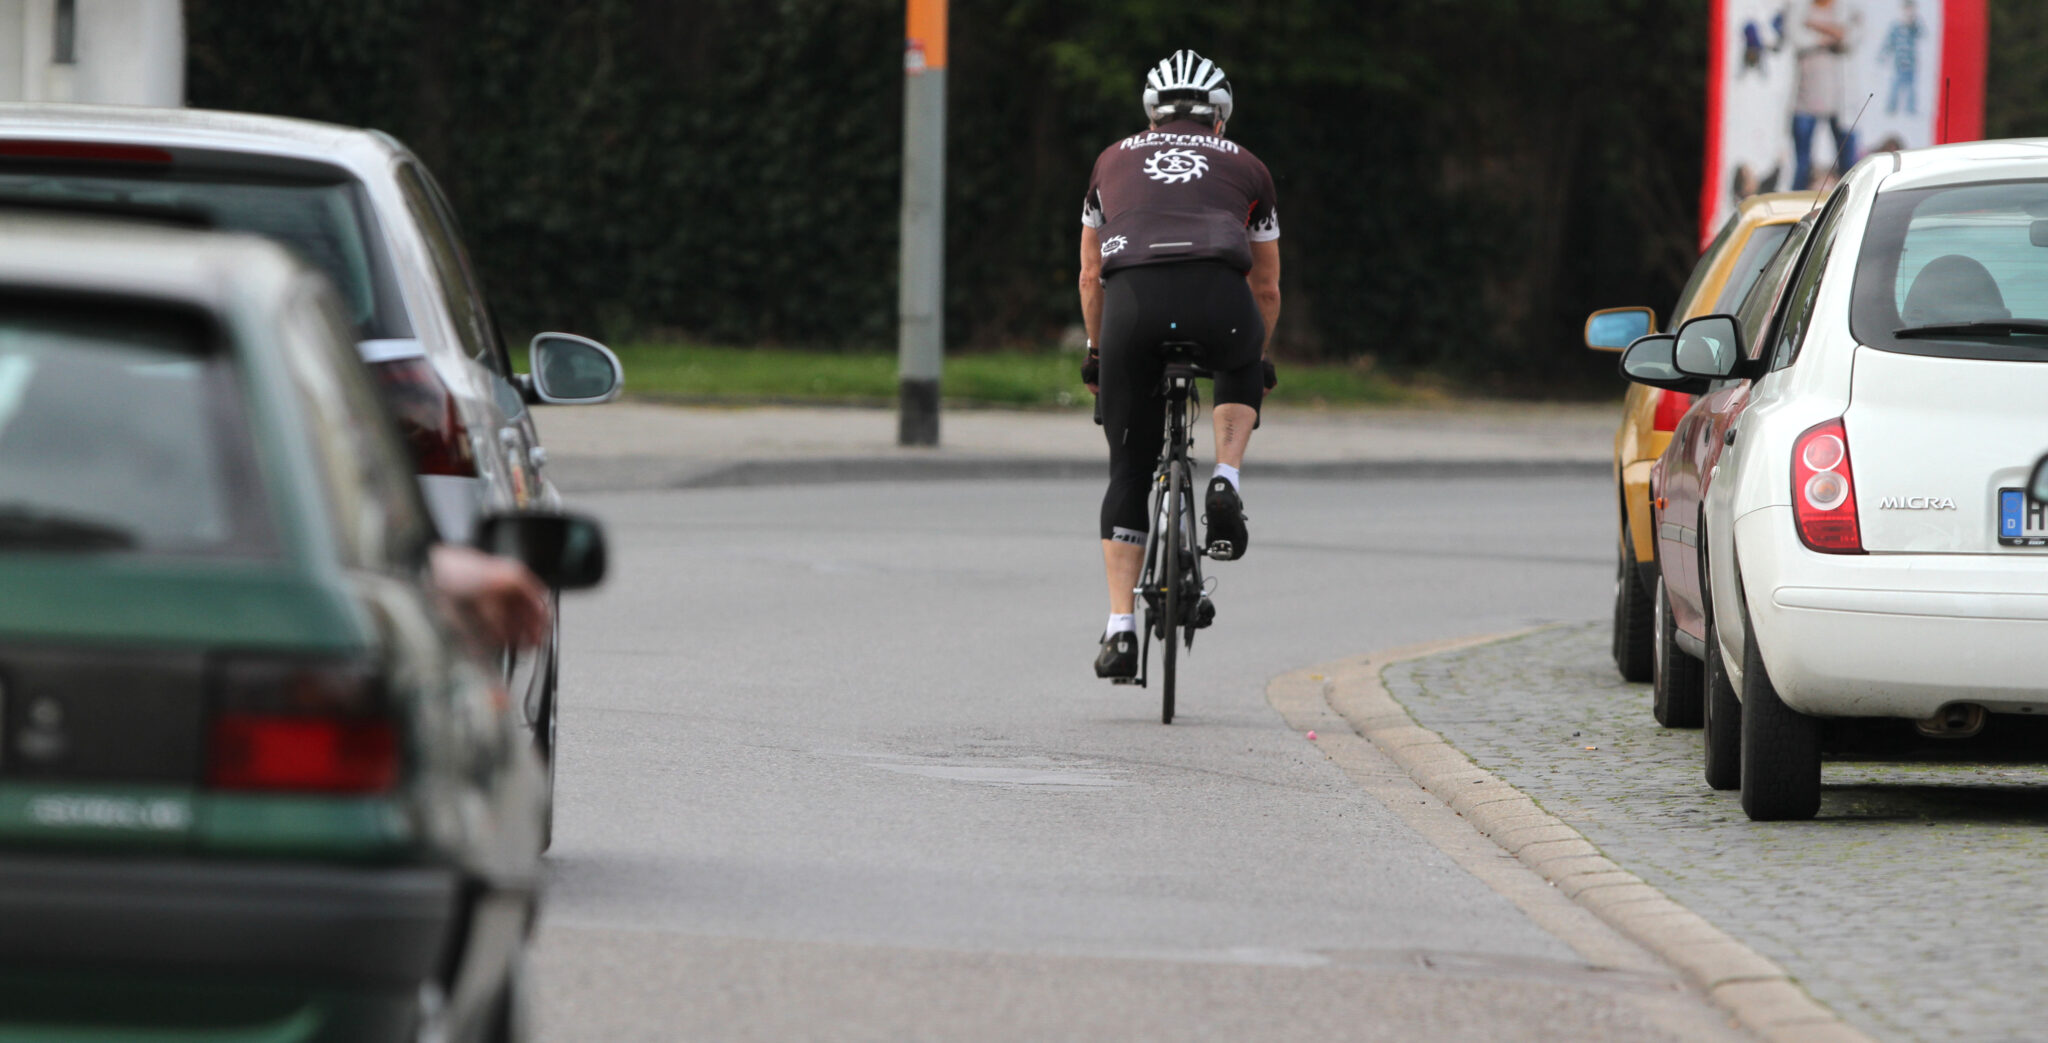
1124;359;1206;717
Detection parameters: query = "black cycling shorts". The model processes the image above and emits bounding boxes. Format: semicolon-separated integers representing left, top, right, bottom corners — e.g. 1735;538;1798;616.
1097;259;1265;542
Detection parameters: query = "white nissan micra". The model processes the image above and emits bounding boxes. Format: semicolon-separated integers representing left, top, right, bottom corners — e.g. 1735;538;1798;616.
1622;140;2048;821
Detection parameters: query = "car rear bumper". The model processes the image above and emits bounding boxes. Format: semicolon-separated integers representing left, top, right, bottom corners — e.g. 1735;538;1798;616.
0;853;460;987
1739;506;2048;717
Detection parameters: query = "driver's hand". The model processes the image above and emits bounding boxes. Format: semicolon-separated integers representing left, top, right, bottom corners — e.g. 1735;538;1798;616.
1081;347;1101;395
430;544;551;649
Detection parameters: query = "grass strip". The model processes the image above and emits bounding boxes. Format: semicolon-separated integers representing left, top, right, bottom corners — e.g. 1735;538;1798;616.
585;342;1421;409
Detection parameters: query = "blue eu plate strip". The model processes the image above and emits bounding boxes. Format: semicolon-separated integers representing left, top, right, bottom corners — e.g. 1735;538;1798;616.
2001;489;2024;538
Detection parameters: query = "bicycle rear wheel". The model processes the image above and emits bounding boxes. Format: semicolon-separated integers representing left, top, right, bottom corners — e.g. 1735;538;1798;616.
1161;458;1181;724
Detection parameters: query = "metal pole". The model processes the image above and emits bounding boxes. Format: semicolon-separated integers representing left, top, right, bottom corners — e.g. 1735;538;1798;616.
897;0;945;446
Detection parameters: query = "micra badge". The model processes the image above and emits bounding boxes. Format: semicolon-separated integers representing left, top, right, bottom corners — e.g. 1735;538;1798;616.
1877;496;1958;510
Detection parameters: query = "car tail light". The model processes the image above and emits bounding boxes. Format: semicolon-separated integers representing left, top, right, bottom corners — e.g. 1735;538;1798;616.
1792;418;1863;554
1652;390;1692;432
207;659;399;794
0;140;173;164
370;358;476;477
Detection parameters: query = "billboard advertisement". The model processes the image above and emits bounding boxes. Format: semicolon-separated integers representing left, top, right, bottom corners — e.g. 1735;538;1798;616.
1701;0;1987;245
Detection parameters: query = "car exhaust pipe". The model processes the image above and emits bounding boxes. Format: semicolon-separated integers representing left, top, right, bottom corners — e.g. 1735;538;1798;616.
1915;703;1987;740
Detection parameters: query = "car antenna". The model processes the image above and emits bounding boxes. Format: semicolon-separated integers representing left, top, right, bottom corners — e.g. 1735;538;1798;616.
1810;92;1875;216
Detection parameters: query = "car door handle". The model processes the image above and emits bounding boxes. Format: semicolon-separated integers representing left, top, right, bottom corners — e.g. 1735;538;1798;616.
1723;427;1739;446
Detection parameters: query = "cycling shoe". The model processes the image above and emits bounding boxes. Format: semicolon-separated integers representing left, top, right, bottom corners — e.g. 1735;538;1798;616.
1095;630;1138;679
1203;479;1249;561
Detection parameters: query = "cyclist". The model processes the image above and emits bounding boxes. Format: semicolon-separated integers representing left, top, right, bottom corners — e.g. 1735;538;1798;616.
1080;49;1281;679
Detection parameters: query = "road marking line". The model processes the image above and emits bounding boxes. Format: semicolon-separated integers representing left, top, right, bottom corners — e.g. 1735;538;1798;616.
1268;630;1877;1043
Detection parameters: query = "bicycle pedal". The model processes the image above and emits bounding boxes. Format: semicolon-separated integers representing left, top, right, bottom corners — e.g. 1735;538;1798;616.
1111;677;1141;686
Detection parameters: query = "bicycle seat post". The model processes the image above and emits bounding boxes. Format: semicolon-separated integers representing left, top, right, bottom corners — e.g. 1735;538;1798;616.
1156;339;1204;456
1159;339;1205;404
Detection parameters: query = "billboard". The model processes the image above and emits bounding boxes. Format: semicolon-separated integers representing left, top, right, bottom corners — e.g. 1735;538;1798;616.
1701;0;1986;245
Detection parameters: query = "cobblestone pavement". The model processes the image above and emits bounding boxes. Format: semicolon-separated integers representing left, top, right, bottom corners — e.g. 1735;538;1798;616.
1385;623;2048;1043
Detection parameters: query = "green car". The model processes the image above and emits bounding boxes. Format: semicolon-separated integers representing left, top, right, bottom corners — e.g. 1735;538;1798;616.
0;212;597;1041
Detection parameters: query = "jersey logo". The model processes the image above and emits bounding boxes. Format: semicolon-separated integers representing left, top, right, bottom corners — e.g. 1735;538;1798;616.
1100;234;1128;256
1250;205;1279;238
1143;148;1208;184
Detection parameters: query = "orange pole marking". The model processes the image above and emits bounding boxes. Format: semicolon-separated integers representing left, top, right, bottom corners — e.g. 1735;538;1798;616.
905;0;947;72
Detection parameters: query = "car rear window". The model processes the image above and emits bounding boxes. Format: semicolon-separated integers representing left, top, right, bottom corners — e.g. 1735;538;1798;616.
1734;217;1814;357
1852;179;2048;361
1667;213;1738;329
0;301;275;558
1710;223;1794;316
0;168;408;341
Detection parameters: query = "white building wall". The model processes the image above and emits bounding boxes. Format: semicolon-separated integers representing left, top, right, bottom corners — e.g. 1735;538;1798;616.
70;0;182;105
0;5;25;102
0;0;181;105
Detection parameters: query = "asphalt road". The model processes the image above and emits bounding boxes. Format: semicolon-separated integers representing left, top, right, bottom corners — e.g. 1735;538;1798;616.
530;474;1751;1040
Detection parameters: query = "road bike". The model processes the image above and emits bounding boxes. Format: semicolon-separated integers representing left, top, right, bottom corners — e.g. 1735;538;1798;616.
1098;341;1215;723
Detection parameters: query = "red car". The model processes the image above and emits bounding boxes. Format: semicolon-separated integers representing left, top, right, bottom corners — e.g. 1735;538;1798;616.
1644;211;1818;729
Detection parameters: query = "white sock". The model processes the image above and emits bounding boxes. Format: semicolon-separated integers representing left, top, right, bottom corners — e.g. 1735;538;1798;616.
1212;463;1240;492
1106;613;1136;637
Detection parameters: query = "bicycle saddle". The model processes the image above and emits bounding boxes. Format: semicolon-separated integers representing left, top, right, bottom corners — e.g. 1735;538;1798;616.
1159;339;1211;379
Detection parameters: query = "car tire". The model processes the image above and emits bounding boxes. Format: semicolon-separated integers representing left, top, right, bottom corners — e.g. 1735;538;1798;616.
481;954;532;1043
1651;576;1704;727
1738;603;1822;821
1612;537;1653;683
538;640;557;854
1701;616;1740;790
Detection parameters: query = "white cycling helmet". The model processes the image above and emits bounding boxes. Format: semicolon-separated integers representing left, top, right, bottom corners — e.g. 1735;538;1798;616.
1143;49;1233;126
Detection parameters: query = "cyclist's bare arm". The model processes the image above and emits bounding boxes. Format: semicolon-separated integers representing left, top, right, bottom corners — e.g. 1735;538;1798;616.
1247;238;1280;352
1080;225;1105;360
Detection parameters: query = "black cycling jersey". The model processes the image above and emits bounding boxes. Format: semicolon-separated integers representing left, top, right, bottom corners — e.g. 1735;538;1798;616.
1081;119;1279;274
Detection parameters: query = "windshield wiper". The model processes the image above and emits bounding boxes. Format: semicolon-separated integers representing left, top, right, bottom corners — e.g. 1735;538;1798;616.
1894;320;2048;339
0;506;136;550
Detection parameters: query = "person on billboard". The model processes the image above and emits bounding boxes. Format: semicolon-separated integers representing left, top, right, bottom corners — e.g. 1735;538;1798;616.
1741;8;1788;76
1790;0;1858;190
1879;0;1924;116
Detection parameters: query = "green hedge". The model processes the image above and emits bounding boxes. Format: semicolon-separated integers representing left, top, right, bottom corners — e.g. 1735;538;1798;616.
187;1;2046;388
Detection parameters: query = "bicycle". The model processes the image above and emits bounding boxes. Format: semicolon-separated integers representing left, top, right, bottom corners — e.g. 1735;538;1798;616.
1096;341;1216;724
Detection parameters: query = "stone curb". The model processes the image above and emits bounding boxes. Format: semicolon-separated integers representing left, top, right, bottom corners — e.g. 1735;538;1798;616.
1284;633;1876;1043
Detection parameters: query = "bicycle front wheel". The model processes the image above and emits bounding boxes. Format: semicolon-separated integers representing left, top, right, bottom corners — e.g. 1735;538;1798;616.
1161;460;1181;725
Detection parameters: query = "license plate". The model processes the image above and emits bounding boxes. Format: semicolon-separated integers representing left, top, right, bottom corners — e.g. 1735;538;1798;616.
1998;488;2048;545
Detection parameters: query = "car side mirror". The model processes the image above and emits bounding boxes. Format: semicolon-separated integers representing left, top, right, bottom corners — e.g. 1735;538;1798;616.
1585;306;1656;353
1618;333;1708;394
527;333;623;405
2030;454;2048;503
1673;314;1744;379
473;511;608;590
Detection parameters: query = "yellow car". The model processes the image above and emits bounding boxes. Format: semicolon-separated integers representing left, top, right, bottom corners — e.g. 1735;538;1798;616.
1586;191;1815;682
